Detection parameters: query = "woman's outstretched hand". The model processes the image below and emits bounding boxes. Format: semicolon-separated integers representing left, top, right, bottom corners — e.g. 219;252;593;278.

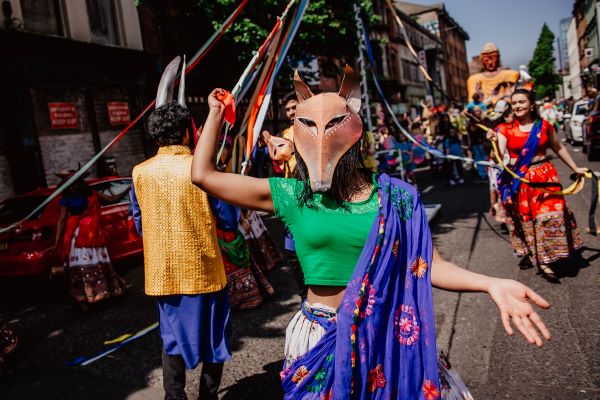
487;278;551;347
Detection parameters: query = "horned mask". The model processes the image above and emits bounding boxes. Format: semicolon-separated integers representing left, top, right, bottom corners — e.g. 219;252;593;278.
293;65;363;191
155;55;187;109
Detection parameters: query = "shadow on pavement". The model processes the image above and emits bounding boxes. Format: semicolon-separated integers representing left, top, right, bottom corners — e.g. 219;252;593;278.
221;359;284;400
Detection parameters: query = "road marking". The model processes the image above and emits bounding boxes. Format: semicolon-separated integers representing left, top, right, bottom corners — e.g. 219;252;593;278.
422;185;434;194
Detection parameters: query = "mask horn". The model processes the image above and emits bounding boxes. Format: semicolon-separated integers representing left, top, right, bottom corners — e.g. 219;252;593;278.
338;65;361;114
155;56;181;109
178;55;187;108
293;70;314;102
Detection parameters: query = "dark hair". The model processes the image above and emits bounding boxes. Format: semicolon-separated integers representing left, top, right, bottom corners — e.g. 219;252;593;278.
511;88;540;120
282;91;298;106
147;102;191;146
63;177;92;198
293;132;372;207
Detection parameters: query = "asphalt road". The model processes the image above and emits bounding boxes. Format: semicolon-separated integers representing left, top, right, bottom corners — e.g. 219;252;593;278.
0;136;598;400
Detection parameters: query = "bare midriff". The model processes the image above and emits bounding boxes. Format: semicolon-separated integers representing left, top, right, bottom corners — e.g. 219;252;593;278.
509;154;547;166
307;286;346;309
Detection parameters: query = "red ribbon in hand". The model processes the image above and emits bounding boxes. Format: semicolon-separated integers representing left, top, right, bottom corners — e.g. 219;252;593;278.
216;90;236;125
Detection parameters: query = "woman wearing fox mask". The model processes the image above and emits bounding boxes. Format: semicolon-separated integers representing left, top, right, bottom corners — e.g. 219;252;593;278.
192;66;551;399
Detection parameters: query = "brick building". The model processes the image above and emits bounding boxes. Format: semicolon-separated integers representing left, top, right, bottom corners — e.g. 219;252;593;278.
397;1;470;103
573;0;600;91
362;0;445;117
0;0;156;201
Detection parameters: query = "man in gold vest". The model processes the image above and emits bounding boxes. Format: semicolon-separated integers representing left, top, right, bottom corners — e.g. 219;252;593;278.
130;56;232;400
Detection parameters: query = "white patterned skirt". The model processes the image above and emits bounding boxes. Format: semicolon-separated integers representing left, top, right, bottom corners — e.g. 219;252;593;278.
284;301;337;367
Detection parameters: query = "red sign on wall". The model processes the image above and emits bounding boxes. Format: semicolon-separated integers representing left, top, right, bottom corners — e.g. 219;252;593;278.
48;102;78;130
107;101;131;126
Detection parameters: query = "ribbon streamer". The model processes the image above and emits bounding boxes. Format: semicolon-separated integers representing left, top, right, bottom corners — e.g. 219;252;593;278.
0;0;249;235
66;322;159;366
215;0;299;164
249;0;310;156
385;0;432;82
358;14;493;168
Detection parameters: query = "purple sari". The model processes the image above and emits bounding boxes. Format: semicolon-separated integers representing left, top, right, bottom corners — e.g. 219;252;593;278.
281;174;440;399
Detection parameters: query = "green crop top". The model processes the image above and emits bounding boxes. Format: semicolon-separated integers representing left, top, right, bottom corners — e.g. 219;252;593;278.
269;177;379;286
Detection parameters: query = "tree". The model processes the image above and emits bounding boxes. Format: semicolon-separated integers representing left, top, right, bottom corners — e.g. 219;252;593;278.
528;23;561;99
137;0;376;67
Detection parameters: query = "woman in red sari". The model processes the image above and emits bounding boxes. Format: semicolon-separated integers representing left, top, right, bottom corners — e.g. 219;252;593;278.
49;172;126;305
488;89;585;282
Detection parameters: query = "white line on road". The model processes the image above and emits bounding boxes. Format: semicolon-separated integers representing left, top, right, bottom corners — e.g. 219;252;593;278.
422;185;434;194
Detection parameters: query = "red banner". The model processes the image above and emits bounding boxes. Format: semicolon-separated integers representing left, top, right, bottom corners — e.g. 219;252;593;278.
107;101;131;126
48;102;78;130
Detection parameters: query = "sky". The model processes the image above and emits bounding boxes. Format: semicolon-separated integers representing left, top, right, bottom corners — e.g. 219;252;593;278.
408;0;574;70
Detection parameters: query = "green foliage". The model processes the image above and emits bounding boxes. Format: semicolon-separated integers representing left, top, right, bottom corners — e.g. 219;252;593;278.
138;0;376;63
528;23;561;99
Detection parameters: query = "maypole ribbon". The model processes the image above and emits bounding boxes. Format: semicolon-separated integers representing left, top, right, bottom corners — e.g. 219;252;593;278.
384;0;432;81
66;322;159;366
249;0;310;156
0;0;249;235
215;0;295;164
213;0;299;164
358;13;493;168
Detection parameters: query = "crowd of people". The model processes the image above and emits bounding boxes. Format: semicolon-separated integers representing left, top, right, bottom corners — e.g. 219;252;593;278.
0;47;590;398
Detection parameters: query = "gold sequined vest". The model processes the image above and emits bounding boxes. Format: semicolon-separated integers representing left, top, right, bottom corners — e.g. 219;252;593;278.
132;145;226;295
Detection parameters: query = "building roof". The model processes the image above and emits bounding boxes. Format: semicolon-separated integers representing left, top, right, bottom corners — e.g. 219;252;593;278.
395;1;444;15
395;1;469;41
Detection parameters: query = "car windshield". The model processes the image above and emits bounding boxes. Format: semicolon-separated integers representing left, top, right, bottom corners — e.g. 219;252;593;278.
91;179;132;206
574;103;588;115
0;195;48;225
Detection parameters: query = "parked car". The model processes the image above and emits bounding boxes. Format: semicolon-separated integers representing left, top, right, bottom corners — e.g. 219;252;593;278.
0;177;142;278
565;100;589;144
583;94;600;160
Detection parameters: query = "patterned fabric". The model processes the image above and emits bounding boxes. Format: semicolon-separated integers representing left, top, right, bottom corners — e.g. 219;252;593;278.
67;227;124;304
284;302;337;367
0;322;17;356
240;210;283;271
217;228;275;310
497;119;543;202
504;161;583;266
0;321;17;372
132;145;226;296
280;174;439;399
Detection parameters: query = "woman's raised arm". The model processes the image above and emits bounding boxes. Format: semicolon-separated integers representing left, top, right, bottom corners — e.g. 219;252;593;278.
191;89;274;212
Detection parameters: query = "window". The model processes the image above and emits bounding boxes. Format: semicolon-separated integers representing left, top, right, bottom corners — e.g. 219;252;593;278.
92;179;131;206
20;0;63;36
0;195;48;225
86;0;119;45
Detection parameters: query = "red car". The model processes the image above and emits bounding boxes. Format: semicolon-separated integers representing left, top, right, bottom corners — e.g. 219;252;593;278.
0;177;142;278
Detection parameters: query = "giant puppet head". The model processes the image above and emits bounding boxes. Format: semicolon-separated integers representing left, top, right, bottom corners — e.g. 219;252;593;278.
480;42;500;72
293;65;363;192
